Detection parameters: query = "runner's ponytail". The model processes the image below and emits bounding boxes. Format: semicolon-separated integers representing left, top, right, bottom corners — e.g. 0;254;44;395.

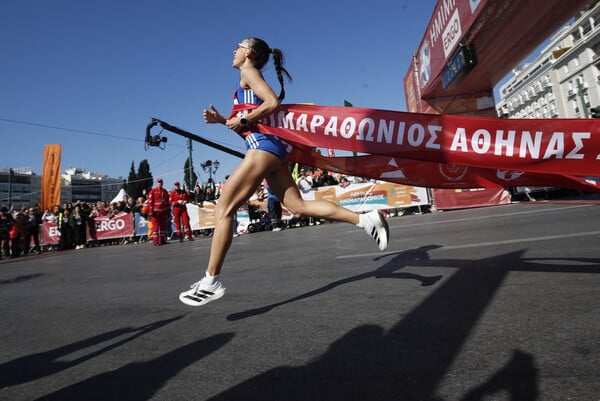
247;37;292;101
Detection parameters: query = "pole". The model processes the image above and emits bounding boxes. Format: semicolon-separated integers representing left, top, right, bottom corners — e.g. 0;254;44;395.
344;100;360;183
8;168;14;208
187;138;193;189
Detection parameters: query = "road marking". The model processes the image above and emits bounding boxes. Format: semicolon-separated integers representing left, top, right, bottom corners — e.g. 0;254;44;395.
438;230;600;251
338;229;600;259
348;205;594;236
394;204;592;229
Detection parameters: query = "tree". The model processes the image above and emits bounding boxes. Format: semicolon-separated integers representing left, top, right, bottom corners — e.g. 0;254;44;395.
124;161;138;198
137;159;153;195
183;156;198;190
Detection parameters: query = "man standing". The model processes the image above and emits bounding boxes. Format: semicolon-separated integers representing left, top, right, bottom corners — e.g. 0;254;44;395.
170;181;193;242
296;168;313;194
24;206;43;254
147;178;170;246
265;182;283;232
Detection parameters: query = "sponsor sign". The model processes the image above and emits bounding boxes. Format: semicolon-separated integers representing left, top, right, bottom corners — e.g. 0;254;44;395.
41;213;135;245
415;0;485;93
41;221;61;245
432;187;511;210
92;212;134;240
41;144;61;211
184;182;429;231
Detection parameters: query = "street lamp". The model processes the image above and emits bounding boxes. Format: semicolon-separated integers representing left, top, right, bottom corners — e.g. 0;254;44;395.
201;160;220;182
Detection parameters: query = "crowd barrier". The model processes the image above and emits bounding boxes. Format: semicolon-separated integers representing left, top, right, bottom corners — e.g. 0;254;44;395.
38;182;430;244
41;212;137;245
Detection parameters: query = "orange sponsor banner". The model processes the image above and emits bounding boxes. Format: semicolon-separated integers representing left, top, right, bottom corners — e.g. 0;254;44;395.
41;144;61;211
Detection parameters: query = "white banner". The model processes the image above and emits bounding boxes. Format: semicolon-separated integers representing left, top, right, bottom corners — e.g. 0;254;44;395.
185;182;429;231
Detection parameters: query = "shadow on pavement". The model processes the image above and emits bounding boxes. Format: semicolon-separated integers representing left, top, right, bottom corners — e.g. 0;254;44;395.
214;247;599;400
33;332;234;401
227;245;444;321
1;315;185;387
460;350;538;401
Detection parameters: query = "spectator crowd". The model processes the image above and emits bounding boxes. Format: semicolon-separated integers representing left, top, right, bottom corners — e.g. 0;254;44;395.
0;170;365;260
0;177;228;259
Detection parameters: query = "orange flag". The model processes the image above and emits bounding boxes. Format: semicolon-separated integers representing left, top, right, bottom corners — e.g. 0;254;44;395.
41;144;61;211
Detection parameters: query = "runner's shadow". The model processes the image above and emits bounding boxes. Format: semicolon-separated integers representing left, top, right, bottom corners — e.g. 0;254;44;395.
0;315;184;387
227;245;444;321
460;350;539;401
214;250;598;400
33;332;235;401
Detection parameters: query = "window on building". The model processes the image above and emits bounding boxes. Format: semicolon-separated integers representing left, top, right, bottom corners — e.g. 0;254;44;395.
582;21;592;35
571;99;579;115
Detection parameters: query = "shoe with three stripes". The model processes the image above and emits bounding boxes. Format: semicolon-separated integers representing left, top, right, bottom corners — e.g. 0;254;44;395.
359;210;389;251
179;278;226;306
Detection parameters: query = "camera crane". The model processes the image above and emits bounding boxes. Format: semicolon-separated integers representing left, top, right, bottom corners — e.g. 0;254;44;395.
145;117;244;159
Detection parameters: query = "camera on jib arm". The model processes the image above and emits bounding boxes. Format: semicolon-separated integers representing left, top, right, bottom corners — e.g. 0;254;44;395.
145;119;169;150
146;134;167;147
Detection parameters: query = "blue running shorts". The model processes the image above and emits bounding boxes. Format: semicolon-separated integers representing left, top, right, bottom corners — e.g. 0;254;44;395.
245;133;290;160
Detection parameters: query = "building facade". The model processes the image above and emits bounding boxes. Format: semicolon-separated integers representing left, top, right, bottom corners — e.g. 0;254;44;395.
0;168;41;210
496;3;600;119
0;167;123;210
62;168;122;205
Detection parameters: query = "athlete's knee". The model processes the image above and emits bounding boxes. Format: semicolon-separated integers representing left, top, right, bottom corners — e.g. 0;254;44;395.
214;203;237;221
288;202;308;219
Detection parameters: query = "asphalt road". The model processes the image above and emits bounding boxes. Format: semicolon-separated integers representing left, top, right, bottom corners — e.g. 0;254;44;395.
1;200;599;401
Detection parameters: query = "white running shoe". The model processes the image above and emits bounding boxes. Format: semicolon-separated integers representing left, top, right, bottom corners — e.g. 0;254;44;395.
360;210;389;251
179;278;226;306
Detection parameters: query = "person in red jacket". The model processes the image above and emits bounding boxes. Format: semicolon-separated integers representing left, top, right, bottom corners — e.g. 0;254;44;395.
169;181;193;242
146;178;170;245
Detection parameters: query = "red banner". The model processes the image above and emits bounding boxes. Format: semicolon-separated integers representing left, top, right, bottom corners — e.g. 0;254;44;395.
41;221;61;245
414;0;488;93
432;188;511;210
231;104;600;191
40;213;135;245
91;212;134;240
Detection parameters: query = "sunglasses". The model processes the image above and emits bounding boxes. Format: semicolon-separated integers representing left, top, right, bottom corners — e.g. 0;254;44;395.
236;43;250;50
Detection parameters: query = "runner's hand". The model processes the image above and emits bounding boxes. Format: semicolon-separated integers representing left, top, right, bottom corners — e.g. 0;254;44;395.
203;105;225;124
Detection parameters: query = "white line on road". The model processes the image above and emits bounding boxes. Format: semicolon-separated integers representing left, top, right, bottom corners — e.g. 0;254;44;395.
337;229;600;259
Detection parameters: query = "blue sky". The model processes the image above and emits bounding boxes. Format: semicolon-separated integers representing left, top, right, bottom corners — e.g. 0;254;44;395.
1;0;503;188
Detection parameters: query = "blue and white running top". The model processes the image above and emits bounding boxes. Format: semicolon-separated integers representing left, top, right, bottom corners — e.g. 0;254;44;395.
234;86;262;105
234;85;290;160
